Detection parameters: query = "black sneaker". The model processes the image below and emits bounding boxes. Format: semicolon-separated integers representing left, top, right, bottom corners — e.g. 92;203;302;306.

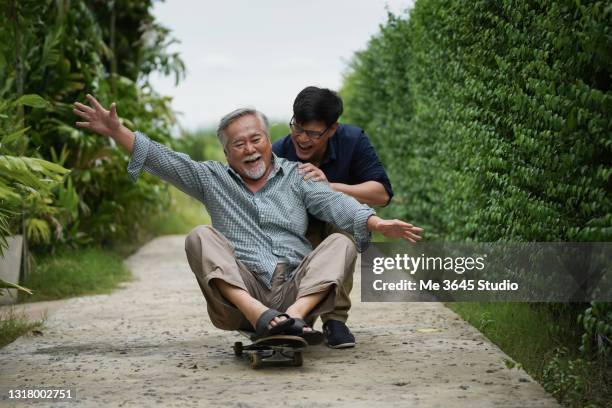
323;320;356;349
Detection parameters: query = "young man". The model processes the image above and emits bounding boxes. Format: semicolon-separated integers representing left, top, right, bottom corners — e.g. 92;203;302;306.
273;86;393;206
273;86;394;348
73;95;423;346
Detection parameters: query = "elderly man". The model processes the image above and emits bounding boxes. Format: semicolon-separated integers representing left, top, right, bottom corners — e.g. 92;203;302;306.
73;95;423;344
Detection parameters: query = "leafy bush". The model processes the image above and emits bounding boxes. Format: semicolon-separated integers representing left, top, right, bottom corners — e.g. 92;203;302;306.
0;94;69;293
341;1;611;404
0;95;70;249
542;349;589;406
578;302;612;359
343;1;611;242
0;0;185;248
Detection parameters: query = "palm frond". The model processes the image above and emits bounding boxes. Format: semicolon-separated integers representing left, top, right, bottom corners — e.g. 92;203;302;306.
0;278;33;295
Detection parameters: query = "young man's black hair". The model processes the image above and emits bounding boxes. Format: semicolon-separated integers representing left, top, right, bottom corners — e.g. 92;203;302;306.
293;86;343;127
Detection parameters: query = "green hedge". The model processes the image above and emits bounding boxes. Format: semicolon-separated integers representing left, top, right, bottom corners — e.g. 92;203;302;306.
343;0;611;243
341;1;611;405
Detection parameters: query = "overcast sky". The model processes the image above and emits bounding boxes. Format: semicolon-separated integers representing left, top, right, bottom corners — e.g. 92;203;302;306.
150;0;414;131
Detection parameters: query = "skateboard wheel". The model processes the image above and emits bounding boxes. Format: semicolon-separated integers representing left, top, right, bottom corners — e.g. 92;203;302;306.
233;342;243;356
250;353;263;369
292;351;303;367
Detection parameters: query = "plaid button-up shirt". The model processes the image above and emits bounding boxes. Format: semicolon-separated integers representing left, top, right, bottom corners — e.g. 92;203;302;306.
128;131;375;288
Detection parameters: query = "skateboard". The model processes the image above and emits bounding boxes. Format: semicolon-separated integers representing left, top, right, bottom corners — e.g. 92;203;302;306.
233;330;307;369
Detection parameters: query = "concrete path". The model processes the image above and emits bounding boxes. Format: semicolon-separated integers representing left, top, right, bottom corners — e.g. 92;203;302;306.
0;236;559;407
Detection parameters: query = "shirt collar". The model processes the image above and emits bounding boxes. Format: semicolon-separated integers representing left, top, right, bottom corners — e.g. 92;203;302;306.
321;135;337;166
270;153;283;176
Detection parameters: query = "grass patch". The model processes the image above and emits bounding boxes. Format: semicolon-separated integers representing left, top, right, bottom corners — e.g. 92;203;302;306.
0;308;43;348
149;185;210;236
447;302;610;407
19;248;131;303
447;303;578;373
18;185;208;304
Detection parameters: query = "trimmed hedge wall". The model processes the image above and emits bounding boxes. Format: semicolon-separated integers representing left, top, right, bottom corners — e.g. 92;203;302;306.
342;0;611;243
341;1;611;404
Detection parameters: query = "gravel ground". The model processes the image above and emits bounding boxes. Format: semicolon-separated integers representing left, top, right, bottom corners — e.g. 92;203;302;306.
0;235;559;407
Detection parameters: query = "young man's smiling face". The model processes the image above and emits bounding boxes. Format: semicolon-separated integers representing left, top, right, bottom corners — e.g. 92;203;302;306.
290;119;338;165
224;114;272;181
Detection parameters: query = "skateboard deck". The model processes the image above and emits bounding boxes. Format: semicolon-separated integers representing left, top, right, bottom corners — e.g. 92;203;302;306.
233;330;307;369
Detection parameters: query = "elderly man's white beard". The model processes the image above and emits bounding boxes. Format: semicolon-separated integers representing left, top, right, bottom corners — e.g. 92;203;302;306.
242;154;267;180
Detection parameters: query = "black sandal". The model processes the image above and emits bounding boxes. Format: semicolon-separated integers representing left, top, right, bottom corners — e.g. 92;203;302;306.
286;318;324;345
251;309;295;341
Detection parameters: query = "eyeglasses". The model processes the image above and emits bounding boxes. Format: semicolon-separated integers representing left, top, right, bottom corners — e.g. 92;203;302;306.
289;117;332;140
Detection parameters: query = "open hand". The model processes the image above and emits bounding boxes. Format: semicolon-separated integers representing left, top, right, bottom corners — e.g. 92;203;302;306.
73;94;121;138
298;163;328;182
375;219;424;243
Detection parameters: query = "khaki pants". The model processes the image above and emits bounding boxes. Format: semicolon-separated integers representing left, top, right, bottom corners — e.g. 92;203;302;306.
306;216;355;324
184;225;357;331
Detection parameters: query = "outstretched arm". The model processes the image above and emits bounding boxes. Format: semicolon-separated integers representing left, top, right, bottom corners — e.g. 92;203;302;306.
74;94;135;153
300;176;423;249
73;94;212;202
366;215;423;243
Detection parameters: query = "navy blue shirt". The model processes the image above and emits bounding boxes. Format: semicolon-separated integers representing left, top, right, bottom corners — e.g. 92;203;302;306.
273;124;393;204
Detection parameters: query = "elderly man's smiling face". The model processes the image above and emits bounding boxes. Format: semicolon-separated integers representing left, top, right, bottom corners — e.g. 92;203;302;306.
224;114;272;181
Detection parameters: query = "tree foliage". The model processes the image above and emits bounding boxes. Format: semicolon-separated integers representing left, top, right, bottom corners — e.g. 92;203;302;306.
0;0;185;247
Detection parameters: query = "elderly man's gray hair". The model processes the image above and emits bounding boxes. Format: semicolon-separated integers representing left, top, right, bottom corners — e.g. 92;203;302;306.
217;108;270;147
